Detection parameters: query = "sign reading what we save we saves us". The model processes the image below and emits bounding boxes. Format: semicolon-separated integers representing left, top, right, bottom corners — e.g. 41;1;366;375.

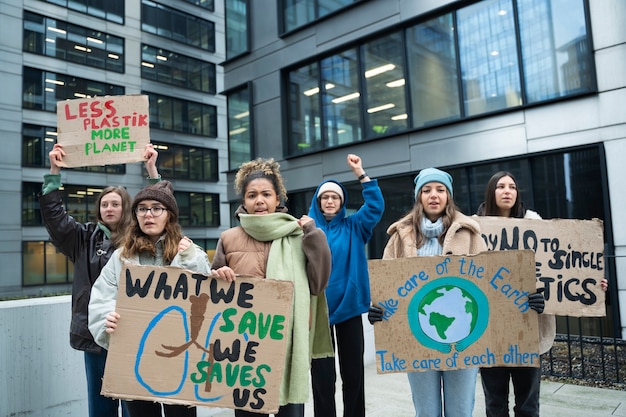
56;95;150;167
102;264;294;414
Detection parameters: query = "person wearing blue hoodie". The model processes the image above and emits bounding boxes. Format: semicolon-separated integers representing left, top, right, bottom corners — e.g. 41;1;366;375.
308;154;384;417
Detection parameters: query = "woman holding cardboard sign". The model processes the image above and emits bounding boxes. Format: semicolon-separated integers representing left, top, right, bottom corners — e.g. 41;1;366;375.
88;181;211;417
476;171;607;417
210;157;332;417
368;167;487;417
39;143;159;417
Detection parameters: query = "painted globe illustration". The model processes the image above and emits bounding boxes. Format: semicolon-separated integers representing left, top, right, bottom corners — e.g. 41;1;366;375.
417;285;479;344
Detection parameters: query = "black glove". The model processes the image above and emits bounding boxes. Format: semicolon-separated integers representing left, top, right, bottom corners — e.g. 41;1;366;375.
528;289;545;314
368;305;383;324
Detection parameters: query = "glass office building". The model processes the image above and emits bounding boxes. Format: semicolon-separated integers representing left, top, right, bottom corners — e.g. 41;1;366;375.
1;0;228;296
221;0;626;341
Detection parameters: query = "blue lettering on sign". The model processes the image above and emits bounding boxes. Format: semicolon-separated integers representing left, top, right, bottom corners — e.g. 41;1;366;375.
503;344;539;365
376;350;407;372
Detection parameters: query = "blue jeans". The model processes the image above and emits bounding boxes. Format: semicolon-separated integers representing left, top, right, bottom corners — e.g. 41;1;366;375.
84;350;127;417
407;368;477;417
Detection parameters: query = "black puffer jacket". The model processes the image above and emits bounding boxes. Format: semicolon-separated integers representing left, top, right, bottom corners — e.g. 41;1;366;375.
39;189;114;353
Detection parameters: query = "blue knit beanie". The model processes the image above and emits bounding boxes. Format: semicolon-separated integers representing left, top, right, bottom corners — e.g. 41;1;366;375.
414;168;453;200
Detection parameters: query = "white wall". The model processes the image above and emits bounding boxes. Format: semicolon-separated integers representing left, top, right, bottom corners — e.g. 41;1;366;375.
0;297;377;417
0;296;87;416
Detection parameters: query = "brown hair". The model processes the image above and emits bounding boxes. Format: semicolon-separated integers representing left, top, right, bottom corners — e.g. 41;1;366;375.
412;188;458;249
95;186;133;247
477;171;524;218
121;198;183;264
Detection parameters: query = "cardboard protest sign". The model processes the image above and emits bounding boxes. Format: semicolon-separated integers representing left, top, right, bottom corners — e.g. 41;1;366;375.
56;95;150;167
102;264;294;414
368;251;539;374
474;217;605;317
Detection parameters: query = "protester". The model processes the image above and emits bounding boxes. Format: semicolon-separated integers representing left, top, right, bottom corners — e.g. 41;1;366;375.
307;154;384;417
88;180;210;417
39;143;159;417
210;157;333;417
476;171;608;417
368;167;488;417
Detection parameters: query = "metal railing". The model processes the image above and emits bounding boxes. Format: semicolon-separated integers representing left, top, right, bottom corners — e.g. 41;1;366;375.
542;317;625;388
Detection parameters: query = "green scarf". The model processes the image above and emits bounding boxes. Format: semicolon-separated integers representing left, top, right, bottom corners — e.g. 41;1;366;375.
239;213;333;405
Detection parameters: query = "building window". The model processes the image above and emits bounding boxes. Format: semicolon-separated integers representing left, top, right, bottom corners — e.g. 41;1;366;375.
23;11;125;73
23;241;74;286
22;124;125;173
181;0;214;11
146;92;217;137
37;0;124;24
22;67;124;112
407;14;461;128
196;239;218;262
362;32;408;137
141;0;215;52
153;142;218;182
281;0;365;34
286;0;595;156
227;85;252;170
457;0;522;116
22;124;56;168
23;182;102;226
141;44;216;94
174;191;220;227
321;49;361;148
225;0;249;60
518;0;594;102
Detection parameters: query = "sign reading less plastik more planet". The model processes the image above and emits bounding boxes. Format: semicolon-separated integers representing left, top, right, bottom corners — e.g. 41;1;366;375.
56;95;150;167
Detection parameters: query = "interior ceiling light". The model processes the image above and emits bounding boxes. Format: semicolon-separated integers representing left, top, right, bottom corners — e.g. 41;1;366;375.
386;79;405;88
365;64;395;78
303;87;319;96
332;92;360;103
367;103;395;113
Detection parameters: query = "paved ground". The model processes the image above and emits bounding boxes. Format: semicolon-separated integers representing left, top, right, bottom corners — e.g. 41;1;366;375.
197;359;626;417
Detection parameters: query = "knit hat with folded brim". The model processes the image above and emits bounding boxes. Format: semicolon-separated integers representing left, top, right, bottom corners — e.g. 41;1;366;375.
317;181;344;204
414;168;453;200
132;181;178;216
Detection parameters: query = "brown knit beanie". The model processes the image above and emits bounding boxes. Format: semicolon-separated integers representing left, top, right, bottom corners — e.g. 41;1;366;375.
132;181;178;216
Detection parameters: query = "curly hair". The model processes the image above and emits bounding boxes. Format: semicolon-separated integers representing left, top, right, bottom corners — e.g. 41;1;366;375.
234;158;288;202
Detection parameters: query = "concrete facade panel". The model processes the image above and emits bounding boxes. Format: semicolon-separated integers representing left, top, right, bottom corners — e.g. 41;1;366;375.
409;124;528;169
595;43;626;92
588;0;626;49
524;97;600;139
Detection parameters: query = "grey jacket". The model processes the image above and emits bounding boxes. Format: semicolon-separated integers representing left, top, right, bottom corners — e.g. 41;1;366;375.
88;239;211;349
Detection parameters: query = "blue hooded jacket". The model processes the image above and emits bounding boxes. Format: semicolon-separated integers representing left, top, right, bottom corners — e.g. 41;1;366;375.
308;179;384;325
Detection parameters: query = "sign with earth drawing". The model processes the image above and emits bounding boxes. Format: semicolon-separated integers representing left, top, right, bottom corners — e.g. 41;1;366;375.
368;251;540;373
102;264;294;414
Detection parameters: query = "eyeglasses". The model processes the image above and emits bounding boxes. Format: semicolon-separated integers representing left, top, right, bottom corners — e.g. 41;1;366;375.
320;194;341;201
136;206;167;217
